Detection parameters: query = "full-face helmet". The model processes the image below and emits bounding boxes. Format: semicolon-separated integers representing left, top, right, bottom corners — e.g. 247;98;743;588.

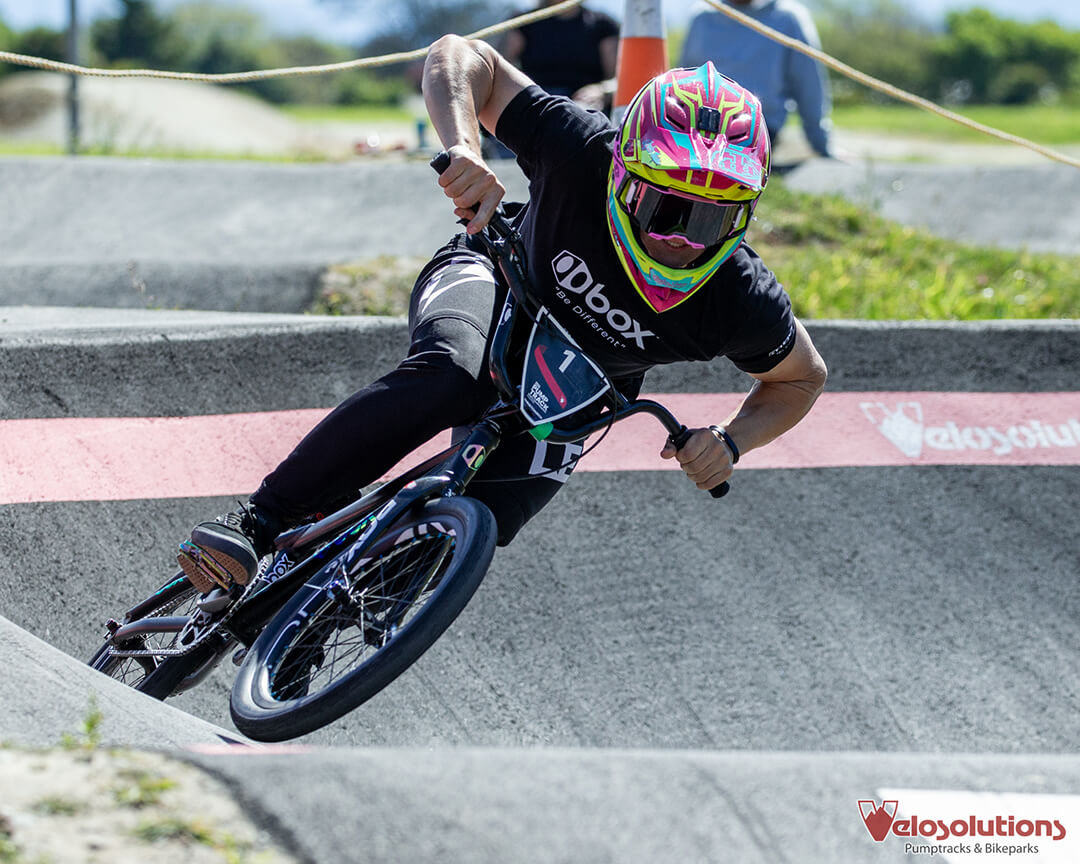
607;62;771;313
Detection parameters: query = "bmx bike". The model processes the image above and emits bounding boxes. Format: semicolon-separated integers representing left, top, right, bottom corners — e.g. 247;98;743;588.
88;152;727;741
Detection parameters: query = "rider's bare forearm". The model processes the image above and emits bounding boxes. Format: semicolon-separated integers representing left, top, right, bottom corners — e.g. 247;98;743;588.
723;376;825;456
422;35;529;232
422;35;498;154
660;321;824;489
722;319;827;457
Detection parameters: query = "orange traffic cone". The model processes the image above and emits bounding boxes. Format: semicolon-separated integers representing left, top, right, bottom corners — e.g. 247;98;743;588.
612;0;669;119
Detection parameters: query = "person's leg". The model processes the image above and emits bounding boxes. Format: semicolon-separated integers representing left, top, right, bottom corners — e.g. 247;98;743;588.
464;434;584;547
253;246;503;518
181;243;502;591
249;334;492;521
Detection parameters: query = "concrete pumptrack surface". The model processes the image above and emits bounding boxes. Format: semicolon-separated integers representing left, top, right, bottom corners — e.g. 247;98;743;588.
0;156;1078;862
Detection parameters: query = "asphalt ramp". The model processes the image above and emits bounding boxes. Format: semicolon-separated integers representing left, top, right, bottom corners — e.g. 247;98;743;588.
0;613;244;750
3;156;1076;315
1;311;1078;862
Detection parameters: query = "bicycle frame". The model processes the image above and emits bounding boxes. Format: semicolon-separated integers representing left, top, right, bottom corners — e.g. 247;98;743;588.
103;177;718;668
222;418;502;647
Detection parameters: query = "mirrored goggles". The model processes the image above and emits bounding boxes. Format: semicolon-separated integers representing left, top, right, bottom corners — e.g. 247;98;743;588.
619;176;750;249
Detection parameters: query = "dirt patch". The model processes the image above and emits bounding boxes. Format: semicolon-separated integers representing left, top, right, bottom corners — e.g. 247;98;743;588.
0;71;419;158
0;747;296;863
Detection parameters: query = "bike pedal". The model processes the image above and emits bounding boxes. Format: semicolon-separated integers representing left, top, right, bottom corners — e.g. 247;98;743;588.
177;542;232;592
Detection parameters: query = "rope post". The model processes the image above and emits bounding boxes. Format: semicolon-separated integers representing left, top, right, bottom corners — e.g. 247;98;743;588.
612;0;668;121
66;0;80;155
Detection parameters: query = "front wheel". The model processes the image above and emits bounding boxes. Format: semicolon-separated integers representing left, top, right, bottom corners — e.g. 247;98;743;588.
230;496;497;742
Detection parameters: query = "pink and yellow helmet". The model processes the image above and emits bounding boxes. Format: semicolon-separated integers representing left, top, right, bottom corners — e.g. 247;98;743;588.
607;62;771;313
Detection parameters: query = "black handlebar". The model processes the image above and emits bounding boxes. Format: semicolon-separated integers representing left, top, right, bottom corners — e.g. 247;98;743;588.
429;151;452;174
430;150;730;500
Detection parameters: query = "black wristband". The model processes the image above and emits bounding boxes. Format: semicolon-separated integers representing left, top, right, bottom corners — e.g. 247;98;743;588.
709;425;740;464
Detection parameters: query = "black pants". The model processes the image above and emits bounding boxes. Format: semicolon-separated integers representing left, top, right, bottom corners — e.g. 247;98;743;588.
251;237;587;546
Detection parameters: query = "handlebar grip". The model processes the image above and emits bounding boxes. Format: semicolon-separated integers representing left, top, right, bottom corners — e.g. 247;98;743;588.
429;151;451;174
670;425;731;499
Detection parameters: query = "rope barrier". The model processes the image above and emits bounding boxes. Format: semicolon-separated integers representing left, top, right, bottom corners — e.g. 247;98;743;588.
0;0;1075;168
0;0;585;83
703;0;1080;169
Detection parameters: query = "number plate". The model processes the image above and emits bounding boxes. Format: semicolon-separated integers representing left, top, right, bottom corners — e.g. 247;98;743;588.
519;308;610;426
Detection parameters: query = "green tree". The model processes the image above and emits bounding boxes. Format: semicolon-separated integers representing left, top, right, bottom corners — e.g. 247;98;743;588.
12;27;67;65
0;17;14;78
934;9;1080;104
162;2;295;100
318;0;511;104
91;0;180;68
816;0;939;103
319;0;512;54
164;1;267;70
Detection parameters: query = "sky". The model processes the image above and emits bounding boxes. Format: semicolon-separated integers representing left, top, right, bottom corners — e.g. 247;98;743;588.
2;0;1079;46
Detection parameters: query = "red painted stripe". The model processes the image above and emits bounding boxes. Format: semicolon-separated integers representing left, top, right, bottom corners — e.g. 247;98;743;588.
1;392;1078;505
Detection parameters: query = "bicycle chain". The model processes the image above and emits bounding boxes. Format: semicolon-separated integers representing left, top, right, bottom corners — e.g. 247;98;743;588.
106;569;265;659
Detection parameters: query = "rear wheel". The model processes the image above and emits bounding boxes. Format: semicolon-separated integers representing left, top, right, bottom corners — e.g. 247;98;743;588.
88;574;229;699
230;496;496;742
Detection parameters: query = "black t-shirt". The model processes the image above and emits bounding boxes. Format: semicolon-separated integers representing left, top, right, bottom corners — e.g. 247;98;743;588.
495;85;797;381
513;8;619;96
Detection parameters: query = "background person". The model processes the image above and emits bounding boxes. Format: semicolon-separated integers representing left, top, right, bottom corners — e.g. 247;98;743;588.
679;0;836;159
502;0;619;111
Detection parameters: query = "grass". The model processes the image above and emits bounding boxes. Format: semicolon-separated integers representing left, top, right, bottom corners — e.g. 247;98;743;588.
32;796;87;817
298;175;1080;321
0;816;17;864
133;817;257;863
59;695;103;752
832;103;1080;146
0;140;62;157
750;178;1080;319
0;138;334;162
281;102;416;125
0;726;277;864
112;769;178;809
310;255;429;316
133;816;217;844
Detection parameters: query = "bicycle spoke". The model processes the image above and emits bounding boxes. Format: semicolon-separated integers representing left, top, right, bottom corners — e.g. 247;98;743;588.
266;531;455;702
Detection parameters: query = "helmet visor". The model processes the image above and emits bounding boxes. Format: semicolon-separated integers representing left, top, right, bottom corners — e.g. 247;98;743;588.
619;177;750;249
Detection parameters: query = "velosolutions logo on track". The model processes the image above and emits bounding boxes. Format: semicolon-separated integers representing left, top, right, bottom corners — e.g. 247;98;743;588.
858;798;1067;855
860;401;1080;458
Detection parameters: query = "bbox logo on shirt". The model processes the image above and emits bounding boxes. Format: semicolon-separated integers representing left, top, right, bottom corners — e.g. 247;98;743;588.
551;251;655;350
